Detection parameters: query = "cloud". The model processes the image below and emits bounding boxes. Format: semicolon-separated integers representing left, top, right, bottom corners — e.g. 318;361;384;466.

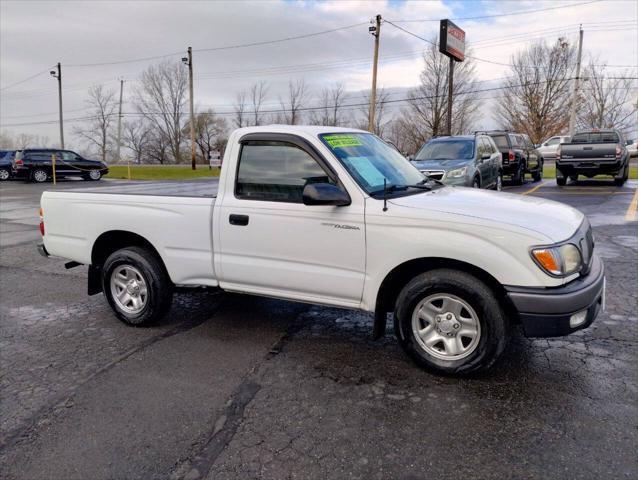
1;0;636;146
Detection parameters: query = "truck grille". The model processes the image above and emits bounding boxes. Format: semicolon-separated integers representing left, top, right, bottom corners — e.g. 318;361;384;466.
420;170;445;180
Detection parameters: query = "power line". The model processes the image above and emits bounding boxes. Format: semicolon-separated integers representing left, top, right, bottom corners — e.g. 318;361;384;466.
0;68;54;91
389;0;602;23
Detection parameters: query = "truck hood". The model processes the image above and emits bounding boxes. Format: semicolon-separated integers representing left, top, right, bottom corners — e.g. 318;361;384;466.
388;186;584;242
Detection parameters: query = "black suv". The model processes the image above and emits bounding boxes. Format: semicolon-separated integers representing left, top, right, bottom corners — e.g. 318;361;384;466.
486;131;543;185
13;149;108;183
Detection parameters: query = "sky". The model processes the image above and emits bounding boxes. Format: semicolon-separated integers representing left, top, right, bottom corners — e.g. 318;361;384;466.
1;0;637;150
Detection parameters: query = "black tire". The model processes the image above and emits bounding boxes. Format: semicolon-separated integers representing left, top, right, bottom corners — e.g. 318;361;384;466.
102;246;173;326
472;177;480;188
532;159;543;182
0;168;10;181
512;162;524;185
31;168;49;183
394;269;509;375
84;170;102;181
614;164;628;187
556;172;567;186
493;172;503;191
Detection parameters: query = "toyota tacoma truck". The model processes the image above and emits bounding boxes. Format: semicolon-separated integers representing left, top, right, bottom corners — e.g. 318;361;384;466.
556;129;630;186
38;126;605;375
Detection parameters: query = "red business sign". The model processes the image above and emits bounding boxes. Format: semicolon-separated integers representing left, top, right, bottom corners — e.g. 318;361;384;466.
439;19;465;62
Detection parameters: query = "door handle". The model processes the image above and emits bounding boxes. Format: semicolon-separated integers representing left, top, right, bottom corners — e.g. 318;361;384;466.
229;214;249;226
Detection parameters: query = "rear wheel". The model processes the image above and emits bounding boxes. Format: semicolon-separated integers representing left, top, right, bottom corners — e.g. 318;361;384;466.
512;162;524;185
614;164;628;186
102;246;173;326
394;269;509;375
569;174;578;183
32;169;48;183
0;168;10;181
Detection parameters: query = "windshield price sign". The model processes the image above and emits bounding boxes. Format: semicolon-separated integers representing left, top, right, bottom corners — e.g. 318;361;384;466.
439;19;465;62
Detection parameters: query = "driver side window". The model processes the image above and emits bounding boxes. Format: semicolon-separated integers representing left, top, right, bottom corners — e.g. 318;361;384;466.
236;141;333;203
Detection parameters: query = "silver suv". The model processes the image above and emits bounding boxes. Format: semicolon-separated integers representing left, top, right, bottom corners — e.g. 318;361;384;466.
411;135;503;190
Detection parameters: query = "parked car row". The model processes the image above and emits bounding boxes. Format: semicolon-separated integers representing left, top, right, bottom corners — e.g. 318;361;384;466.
0;148;108;182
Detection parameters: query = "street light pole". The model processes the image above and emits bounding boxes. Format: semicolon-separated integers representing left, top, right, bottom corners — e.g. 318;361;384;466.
568;26;584;137
183;47;196;170
50;63;64;149
116;78;124;163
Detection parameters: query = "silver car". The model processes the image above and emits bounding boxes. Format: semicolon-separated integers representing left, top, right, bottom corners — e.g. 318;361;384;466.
411;135;503;190
536;135;570;160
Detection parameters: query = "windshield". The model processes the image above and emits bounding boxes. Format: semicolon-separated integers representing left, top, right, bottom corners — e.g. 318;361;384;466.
319;133;425;195
415;140;474;161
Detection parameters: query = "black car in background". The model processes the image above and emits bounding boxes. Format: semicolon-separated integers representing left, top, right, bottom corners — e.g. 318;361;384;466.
0;150;15;181
13;149;108;183
485;131;543;185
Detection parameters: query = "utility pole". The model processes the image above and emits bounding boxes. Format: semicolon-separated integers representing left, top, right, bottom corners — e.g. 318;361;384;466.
446;58;454;136
568;25;584;137
183;47;196;170
116;79;124;163
368;15;381;133
50;63;64;149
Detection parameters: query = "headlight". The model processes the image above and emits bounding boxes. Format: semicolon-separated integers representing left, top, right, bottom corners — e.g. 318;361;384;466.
531;243;582;276
447;167;467;178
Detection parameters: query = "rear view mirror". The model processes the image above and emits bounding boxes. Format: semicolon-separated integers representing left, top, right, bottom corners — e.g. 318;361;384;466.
303;183;351;207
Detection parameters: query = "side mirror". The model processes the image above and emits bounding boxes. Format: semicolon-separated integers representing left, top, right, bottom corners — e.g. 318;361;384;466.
627;140;634;146
302;183;351;207
407;155;415;161
481;154;491;160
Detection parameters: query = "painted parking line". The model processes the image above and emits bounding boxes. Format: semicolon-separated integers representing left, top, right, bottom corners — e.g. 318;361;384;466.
625;187;638;221
521;180;548;195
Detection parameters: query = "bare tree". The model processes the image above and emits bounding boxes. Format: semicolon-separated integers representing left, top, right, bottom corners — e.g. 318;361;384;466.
0;130;15;149
577;59;638;133
310;82;347;126
249;81;268;126
496;38;575;144
13;133;50;150
233;91;248;128
356;88;391;136
183;109;228;163
279;79;308;125
146;131;171;164
73;85;118;162
400;40;481;152
123;119;151;163
135;60;188;163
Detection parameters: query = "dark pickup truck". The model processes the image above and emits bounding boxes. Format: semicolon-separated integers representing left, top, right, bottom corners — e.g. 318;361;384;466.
556;130;631;186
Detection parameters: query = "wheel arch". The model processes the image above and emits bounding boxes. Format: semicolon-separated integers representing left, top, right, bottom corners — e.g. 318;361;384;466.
89;230;170;294
373;257;518;337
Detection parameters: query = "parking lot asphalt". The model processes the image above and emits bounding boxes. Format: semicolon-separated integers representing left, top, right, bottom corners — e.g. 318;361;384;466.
1;177;637;479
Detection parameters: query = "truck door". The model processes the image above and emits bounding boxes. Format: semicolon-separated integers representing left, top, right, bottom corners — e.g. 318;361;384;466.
217;134;366;308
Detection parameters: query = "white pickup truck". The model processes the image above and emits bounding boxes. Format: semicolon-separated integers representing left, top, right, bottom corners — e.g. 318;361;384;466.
39;126;605;375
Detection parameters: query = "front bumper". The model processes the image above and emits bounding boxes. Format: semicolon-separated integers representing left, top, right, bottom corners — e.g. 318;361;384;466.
505;255;605;337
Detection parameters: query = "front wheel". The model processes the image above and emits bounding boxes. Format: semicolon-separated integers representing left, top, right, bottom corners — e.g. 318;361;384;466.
532;160;543;182
84;169;102;181
394;269;509;375
102;246;173;326
0;168;10;181
472;177;480;188
493;172;503;191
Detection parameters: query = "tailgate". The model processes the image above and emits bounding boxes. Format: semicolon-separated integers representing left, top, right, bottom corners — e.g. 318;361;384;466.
560;143;617;162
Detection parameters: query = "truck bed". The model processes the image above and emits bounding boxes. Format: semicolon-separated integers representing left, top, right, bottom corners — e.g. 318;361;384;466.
66;179;218;198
